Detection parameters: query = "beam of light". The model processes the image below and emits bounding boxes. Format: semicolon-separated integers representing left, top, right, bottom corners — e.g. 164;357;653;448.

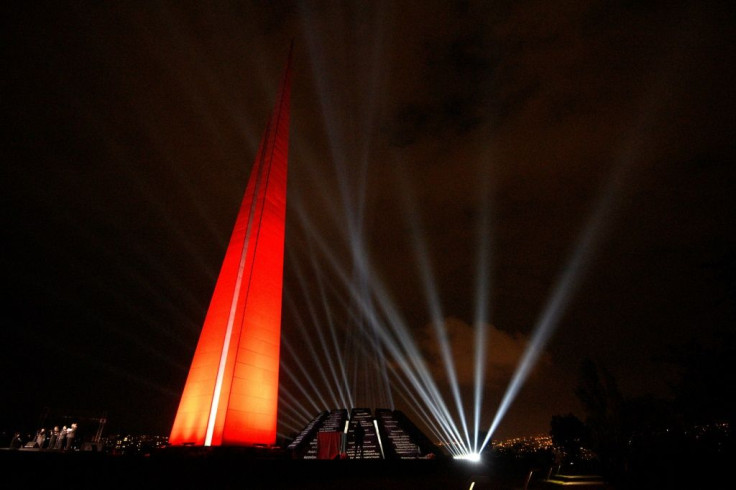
289;200;399;409
281;332;334;410
279;343;328;415
278;403;311;430
344;219;391;410
376;336;395;409
389;361;462;450
366;298;467;449
336;18;389;407
479;192;610;453
299;0;400;412
360;298;469;452
290;9;400;404
289;167;396;413
281;319;337;411
477;59;672;451
279;386;314;421
283;247;397;415
478;150;627;455
306;242;355;408
339;303;397;410
395;164;472;451
362;292;467;448
280;8;679;452
373;419;386;459
351;310;394;410
277;410;308;434
278;429;299;440
342;294;388;408
473;167;494;454
388;364;464;455
298;0;388;222
314;245;467;451
278;405;310;428
289;149;471;454
294;176;475;450
289;150;469;454
289;196;470;454
286;249;349;408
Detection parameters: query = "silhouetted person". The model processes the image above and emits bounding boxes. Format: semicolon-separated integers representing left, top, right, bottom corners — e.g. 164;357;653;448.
353;423;365;459
35;428;46;448
48;426;59;450
56;426;67;449
65;423;77;450
10;432;22;449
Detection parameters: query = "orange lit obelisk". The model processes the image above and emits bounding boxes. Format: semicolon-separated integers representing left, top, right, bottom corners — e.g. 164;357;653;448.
170;48;292;446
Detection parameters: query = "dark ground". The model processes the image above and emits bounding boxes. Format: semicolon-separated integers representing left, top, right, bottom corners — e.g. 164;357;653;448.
1;446;730;489
0;448;540;490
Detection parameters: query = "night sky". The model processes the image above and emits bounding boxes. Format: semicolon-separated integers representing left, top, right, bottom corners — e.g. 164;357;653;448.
3;1;735;442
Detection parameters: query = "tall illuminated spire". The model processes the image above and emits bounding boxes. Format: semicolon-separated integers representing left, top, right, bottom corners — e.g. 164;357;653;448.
170;47;293;446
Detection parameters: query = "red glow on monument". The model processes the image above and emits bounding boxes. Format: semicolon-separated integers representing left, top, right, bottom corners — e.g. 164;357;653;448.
169;50;292;446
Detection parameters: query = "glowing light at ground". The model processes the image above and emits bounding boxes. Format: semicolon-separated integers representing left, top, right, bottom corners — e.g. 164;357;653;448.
454;452;482;463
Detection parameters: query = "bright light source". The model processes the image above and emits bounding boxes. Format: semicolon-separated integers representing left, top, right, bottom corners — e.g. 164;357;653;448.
454;452;482;463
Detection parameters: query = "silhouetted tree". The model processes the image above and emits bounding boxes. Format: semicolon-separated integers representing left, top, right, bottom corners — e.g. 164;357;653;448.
550;413;588;464
575;359;625;479
669;335;736;428
557;349;735;486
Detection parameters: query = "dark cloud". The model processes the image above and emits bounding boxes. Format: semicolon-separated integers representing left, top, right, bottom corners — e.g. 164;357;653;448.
384;7;504;146
416;318;532;389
